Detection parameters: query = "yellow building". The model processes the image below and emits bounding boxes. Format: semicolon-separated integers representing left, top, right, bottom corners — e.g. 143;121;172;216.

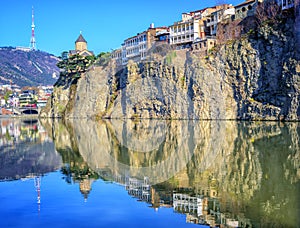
69;33;94;57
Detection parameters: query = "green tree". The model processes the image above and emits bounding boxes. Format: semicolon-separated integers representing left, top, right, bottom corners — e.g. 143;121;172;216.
4;91;12;104
56;54;96;80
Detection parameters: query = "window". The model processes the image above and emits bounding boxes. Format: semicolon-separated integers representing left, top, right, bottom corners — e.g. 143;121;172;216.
159;36;166;41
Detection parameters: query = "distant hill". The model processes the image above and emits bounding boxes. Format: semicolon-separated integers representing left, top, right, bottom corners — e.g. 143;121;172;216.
0;47;60;87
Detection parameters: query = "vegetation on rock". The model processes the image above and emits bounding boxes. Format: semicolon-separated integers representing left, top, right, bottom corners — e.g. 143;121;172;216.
56;53;96;85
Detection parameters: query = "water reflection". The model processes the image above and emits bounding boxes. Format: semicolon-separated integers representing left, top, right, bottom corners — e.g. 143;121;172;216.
0;118;62;214
0;118;62;180
39;118;300;227
1;118;299;227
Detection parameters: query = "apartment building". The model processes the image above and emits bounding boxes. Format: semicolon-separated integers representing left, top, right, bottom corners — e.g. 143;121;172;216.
206;5;234;36
169;9;206;49
111;0;296;66
112;24;167;65
169;6;232;49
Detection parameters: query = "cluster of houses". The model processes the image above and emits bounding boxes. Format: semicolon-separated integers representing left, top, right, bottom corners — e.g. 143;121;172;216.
0;84;53;115
111;0;295;66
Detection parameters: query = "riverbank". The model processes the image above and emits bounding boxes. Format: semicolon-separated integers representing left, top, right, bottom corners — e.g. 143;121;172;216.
0;114;39;119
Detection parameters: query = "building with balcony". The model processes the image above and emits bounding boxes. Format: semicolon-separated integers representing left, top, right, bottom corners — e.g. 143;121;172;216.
112;25;167;66
234;0;257;20
206;5;234;36
155;28;170;44
169;5;232;49
169;12;201;49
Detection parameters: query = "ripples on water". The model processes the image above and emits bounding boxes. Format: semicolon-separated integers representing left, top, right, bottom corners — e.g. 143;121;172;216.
0;118;299;227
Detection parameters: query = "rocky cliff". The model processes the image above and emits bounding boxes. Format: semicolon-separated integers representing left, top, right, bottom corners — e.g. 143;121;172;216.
40;14;300;121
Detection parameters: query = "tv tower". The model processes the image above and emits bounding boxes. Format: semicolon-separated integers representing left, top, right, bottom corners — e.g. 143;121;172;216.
30;6;36;50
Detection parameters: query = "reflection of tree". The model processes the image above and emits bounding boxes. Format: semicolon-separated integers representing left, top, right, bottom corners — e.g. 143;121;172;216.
58;146;99;201
59;148;99;183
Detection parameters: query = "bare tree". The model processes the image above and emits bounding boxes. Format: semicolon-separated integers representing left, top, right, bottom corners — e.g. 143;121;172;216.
255;0;281;25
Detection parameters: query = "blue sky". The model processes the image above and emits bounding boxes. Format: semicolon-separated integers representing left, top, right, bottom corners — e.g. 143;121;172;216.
1;0;242;56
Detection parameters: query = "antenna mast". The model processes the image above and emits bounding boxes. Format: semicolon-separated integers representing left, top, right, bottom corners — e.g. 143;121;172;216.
30;6;36;50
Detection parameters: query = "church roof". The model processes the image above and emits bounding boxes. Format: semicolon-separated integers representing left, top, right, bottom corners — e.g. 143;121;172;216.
75;34;87;43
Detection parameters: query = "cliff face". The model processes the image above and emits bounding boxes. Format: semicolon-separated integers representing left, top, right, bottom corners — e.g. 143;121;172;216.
40;16;300;121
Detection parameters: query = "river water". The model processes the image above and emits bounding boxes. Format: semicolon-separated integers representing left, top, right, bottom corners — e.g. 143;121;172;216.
0;118;299;228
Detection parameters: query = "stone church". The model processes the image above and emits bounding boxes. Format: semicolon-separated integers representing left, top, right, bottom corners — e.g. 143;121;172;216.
69;33;94;57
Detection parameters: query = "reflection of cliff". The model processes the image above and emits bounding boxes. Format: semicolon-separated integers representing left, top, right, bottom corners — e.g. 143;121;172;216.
186;122;300;227
43;118;300;227
247;123;300;227
0;119;61;180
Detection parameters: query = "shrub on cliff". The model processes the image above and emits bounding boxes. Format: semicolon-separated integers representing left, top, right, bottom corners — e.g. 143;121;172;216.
56;54;96;85
95;52;111;67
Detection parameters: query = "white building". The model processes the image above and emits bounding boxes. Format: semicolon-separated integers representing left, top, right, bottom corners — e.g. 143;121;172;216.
169;5;232;49
169;11;202;48
112;25;167;66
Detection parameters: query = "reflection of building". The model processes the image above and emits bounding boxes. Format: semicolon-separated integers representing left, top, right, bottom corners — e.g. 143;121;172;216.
123;175;173;210
80;179;93;201
173;193;203;216
125;177;151;202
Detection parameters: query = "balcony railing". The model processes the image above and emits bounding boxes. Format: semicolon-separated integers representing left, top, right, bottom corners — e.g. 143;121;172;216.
282;2;294;10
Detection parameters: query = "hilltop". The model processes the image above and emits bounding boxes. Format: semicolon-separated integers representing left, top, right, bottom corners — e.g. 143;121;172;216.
0;47;59;87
